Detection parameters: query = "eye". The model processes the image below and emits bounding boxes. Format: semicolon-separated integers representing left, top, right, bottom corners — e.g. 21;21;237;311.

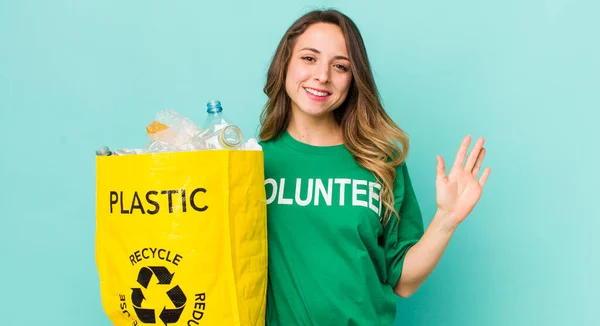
301;56;316;62
334;63;349;72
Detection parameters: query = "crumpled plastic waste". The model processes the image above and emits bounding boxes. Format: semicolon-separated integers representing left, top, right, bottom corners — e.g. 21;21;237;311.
144;109;204;153
96;108;262;156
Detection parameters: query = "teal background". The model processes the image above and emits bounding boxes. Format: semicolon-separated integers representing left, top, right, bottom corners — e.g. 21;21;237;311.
1;0;598;325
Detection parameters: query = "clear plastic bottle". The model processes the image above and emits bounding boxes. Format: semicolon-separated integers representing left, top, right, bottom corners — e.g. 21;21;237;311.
197;100;243;149
96;146;113;156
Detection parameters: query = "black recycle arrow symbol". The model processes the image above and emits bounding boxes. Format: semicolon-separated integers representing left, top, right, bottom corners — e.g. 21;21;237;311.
130;266;186;325
159;305;185;324
131;288;155;324
150;266;175;285
131;288;145;306
159;285;187;324
137;266;175;288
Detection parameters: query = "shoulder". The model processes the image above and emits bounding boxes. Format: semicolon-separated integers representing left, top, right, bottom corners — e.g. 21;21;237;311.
258;136;290;170
391;160;414;198
395;161;410;182
258;136;283;155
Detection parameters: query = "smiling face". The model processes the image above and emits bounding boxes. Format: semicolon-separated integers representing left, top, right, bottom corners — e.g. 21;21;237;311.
285;22;353;120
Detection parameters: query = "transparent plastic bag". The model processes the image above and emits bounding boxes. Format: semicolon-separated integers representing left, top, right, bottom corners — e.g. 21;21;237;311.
144;109;204;152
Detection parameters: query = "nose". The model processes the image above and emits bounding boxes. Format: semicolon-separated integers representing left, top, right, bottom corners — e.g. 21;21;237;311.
313;62;330;84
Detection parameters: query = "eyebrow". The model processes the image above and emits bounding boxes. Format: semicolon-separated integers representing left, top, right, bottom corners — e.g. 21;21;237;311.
300;47;350;61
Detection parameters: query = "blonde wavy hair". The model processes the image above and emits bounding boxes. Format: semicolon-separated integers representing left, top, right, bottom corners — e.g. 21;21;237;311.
259;9;410;225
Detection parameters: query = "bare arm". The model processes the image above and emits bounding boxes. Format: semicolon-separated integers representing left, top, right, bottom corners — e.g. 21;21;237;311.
394;135;491;297
394;211;455;297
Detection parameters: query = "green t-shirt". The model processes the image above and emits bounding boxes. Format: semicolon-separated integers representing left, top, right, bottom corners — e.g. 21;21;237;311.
261;130;425;326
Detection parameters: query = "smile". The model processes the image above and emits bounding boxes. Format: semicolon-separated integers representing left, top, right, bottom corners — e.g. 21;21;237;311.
303;87;331;97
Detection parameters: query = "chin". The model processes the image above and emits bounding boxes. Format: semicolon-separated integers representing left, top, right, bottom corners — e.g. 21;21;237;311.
297;101;335;117
298;106;330;117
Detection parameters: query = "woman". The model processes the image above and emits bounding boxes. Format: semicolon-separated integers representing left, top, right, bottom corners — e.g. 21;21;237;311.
258;9;490;325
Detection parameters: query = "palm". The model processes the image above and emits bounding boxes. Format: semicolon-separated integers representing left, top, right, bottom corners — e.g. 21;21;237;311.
436;135;491;226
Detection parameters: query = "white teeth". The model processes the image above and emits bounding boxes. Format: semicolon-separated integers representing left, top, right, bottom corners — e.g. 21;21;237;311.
304;87;329;97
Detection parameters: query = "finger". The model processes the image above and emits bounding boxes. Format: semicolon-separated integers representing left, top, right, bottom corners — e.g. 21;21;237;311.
436;155;447;182
453;135;472;169
478;167;491;187
472;147;486;177
464;137;485;172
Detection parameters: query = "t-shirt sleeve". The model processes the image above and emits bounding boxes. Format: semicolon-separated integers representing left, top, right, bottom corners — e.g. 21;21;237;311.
383;162;425;287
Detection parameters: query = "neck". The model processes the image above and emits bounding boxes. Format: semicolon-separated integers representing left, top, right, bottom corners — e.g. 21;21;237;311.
287;109;343;146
